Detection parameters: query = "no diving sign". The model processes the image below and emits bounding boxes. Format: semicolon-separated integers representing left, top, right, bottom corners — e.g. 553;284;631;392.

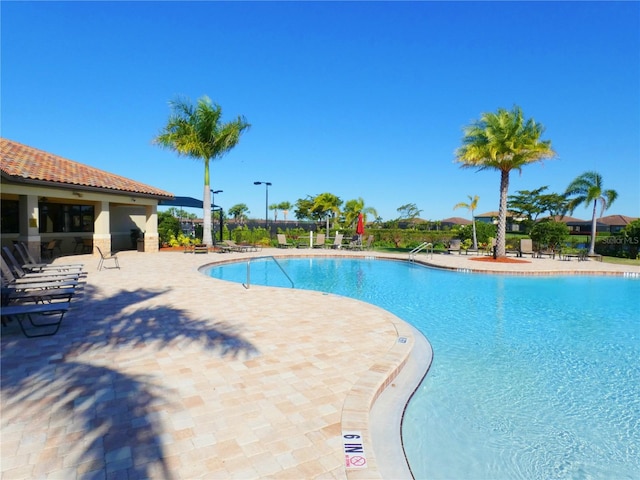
343;431;368;469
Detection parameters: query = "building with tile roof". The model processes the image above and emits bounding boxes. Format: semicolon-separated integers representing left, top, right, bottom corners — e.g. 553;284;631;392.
597;214;638;233
1;138;174;259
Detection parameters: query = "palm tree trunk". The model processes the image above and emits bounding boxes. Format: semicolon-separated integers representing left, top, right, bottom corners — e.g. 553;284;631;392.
202;160;213;246
589;200;598;255
496;170;510;257
472;218;478;250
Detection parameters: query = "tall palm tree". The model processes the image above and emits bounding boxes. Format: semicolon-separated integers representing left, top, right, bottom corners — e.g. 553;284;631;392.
154;96;250;246
455;106;556;257
454;195;480;249
565;171;618;255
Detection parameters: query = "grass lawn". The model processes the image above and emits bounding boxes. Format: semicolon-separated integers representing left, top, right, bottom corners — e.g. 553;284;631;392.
602;256;640;266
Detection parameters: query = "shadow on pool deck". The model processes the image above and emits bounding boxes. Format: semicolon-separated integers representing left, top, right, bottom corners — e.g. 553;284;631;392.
1;282;258;478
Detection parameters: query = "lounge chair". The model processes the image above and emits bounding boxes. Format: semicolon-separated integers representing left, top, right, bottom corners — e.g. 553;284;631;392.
519;239;535;258
535;246;556;259
9;244;84;273
313;233;326;248
447;239;461;254
1;302;70;337
1;256;82;284
96;246;120;270
277;234;294;248
329;233;344;249
222;240;250;253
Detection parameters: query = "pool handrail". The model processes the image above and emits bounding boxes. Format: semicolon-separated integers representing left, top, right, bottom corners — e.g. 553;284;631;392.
409;242;433;261
242;255;294;289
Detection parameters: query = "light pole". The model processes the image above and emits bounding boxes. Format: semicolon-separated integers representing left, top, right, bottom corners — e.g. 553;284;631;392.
253;181;272;230
211;189;223;243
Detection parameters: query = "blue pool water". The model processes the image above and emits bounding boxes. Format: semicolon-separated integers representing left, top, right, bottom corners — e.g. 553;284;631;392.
204;258;640;479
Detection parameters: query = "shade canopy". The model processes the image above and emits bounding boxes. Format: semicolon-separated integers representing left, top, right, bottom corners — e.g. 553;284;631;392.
159;196;203;209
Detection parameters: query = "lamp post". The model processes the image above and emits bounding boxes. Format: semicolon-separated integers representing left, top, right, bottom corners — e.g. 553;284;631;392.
211;189;223;243
254;181;272;230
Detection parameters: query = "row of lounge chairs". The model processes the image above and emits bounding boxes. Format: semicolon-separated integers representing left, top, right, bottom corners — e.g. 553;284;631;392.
1;243;85;337
277;233;375;250
447;238;600;261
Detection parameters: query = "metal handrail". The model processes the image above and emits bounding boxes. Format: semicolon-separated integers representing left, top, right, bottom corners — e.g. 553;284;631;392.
409;242;433;261
243;255;294;289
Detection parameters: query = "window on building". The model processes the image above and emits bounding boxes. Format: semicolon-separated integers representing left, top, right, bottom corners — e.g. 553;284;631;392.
39;203;94;233
1;200;19;233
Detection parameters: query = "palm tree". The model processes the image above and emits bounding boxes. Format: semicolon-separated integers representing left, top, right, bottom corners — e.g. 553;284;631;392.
269;204;279;222
454;195;480;249
312;193;343;229
565;171;618;255
455;106;556;257
228;203;249;225
278;201;293;222
343;197;378;228
154;96;250;246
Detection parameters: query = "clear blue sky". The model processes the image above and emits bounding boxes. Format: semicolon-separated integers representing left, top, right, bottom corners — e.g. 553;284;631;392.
2;1;639;222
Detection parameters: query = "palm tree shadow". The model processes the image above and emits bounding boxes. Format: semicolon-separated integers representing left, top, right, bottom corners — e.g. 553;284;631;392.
1;284;259;479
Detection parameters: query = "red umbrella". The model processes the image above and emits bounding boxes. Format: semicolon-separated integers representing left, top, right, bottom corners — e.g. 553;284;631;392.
356;213;364;236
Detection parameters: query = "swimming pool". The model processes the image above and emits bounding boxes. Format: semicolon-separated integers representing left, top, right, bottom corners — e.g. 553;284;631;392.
204;257;640;479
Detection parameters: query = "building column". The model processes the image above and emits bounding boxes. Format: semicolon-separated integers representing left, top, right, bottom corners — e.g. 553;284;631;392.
93;201;111;256
143;204;159;253
19;194;42;261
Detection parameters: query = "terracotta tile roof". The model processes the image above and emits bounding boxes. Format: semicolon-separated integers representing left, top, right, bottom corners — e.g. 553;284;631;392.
441;216;472;225
1;138;173;198
597;214;638;226
476;211;518;218
545;215;588;223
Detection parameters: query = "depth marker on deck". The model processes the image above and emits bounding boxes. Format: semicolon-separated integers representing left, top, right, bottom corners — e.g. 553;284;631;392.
342;431;368;469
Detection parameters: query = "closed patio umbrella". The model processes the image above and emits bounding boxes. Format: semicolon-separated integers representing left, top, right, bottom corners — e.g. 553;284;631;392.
356;213;364;243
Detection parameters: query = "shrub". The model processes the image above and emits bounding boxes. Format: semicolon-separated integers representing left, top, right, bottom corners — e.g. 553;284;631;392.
530;220;569;251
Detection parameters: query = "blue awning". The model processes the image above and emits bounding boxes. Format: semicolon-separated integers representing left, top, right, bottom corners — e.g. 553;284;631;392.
158;196;221;209
158;196;203;208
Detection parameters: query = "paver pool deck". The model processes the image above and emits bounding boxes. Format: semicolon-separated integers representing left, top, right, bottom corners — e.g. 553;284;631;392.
2;248;638;479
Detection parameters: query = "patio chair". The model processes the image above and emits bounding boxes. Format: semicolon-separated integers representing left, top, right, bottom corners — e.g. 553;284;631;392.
277;234;294;248
329;233;344;249
363;235;374;250
96;246;120;271
519;239;535;258
73;236;85;254
42;239;63;260
346;235;363;250
313;233;326;248
447;239;461;254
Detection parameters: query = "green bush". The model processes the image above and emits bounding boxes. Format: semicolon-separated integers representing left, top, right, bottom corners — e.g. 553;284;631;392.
454;222;496;245
530;220;569;251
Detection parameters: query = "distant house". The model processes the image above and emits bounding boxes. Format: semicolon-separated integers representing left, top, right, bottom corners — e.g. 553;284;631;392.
474;211;526;232
1;138;174;259
440;217;472;229
541;215;608;234
598;215;638;233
